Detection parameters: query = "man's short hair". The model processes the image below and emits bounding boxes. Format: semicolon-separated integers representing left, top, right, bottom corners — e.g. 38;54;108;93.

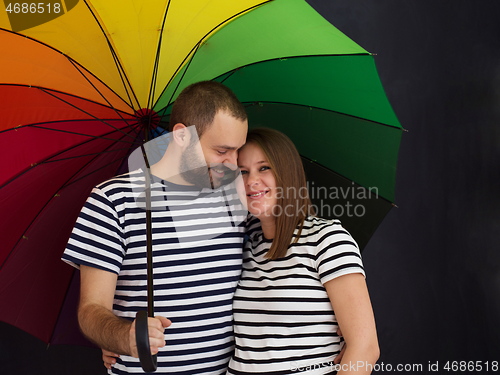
169;81;247;138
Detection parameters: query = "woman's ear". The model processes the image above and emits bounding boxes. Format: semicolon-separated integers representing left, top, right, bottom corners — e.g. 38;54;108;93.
171;123;190;147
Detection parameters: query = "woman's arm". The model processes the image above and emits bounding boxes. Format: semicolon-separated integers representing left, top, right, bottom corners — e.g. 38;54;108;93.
325;273;379;374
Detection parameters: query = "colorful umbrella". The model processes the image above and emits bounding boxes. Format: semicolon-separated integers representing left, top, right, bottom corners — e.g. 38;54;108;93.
0;0;403;345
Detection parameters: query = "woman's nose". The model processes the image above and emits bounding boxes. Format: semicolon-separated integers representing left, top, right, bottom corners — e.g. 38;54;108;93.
246;172;259;187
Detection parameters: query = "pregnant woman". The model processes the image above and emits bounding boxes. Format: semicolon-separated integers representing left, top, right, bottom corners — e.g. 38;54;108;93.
227;128;379;375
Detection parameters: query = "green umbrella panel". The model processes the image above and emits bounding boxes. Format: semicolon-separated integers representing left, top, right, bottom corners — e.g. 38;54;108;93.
154;0;403;248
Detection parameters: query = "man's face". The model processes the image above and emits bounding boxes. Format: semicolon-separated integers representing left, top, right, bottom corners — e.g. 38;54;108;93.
180;110;247;189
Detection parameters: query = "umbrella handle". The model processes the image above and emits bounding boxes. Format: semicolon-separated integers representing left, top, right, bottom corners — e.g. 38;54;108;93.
135;310;158;372
137;149;157;372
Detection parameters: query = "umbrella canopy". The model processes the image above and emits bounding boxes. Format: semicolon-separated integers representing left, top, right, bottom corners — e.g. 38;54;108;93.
0;0;403;345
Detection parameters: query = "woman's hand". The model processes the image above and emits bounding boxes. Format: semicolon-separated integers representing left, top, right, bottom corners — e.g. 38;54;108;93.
102;349;120;370
333;326;346;365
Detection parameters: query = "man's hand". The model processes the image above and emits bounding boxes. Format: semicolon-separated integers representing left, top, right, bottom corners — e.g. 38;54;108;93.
79;266;171;357
129;316;171;357
102;316;171;369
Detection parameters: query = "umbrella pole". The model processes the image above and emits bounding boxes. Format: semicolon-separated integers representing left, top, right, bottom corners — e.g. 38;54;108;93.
144;164;155;318
135;144;158;372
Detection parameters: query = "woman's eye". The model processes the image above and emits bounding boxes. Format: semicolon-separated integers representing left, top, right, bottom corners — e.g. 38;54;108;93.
260;166;270;171
240;170;248;175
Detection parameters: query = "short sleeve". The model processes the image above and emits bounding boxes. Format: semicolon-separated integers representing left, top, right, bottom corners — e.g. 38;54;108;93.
62;187;126;274
314;222;365;285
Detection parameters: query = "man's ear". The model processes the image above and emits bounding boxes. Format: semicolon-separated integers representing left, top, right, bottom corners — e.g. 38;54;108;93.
171;123;190;147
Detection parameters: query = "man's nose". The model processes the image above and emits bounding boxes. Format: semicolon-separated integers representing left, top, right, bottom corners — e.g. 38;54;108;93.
224;152;238;170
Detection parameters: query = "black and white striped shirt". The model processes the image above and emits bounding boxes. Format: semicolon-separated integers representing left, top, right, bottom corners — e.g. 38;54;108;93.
63;169;247;374
227;216;364;375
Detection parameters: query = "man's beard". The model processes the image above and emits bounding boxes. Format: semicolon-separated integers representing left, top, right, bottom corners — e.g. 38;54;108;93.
179;146;235;189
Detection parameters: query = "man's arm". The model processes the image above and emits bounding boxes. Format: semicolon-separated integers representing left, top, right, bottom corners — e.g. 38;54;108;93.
78;265;170;357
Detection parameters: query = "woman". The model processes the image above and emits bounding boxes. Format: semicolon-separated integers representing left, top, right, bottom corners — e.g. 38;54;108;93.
226;128;379;375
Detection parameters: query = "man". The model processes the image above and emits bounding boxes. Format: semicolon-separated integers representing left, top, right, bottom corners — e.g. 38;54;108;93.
62;81;248;374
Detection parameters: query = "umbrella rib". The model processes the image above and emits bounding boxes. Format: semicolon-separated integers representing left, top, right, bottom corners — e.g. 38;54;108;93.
1;117;138;145
242;101;403;131
82;0;141;110
216;52;405;128
0;146;133;190
5;130;136;253
64;57;140;137
148;0;172;110
75;154;140;187
217;69;239;85
154;0;273;111
48;269;76;344
0;83;133;123
300;155;395;205
155;41;202;128
215;52;372;80
0;125;139;189
43;147;134;165
0;27;136;112
215;52;363;85
36;87;140;140
25;122;139;145
159;41;202;121
108;44;141;110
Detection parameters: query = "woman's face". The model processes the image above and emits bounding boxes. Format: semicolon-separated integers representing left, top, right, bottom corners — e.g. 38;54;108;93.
237;142;278;221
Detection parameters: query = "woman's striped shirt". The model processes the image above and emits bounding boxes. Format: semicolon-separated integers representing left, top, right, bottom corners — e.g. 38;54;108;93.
63;169;247;375
227;216;365;375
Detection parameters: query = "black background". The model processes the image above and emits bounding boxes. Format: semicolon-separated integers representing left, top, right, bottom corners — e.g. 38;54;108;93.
307;0;500;372
1;1;500;374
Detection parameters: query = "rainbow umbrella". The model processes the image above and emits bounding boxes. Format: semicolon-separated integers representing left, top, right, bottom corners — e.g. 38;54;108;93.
0;0;403;345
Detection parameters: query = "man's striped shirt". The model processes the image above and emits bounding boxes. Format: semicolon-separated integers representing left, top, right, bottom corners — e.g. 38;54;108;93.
63;169;247;375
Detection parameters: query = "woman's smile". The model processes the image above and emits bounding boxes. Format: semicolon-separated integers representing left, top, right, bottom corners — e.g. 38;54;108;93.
247;190;269;199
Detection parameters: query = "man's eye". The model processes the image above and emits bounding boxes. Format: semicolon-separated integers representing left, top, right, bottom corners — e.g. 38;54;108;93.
217;150;227;155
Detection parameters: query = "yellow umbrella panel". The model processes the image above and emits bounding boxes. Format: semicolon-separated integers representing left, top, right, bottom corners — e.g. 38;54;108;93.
1;0;270;109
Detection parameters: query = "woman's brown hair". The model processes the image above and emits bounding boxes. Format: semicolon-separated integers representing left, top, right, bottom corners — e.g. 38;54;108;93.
246;128;315;259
